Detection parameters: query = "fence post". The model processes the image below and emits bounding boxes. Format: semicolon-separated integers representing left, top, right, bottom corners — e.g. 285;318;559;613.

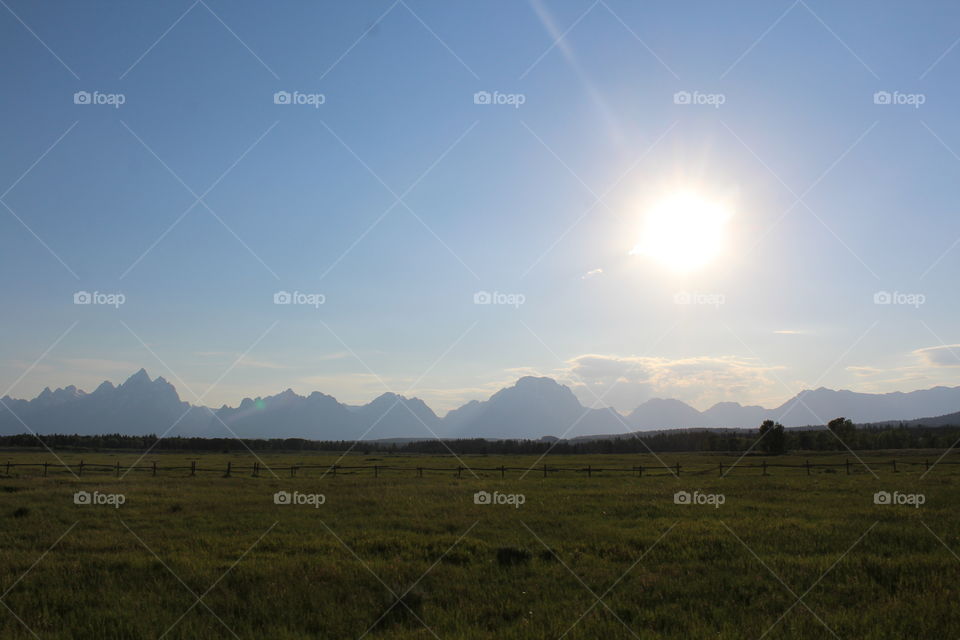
152;461;157;477
191;461;196;476
719;462;723;477
639;465;643;478
587;465;592;478
675;462;680;477
115;461;120;477
225;461;231;477
374;465;379;478
892;459;897;473
43;462;48;477
925;459;930;472
806;460;810;476
5;460;9;475
290;465;296;478
845;459;850;475
762;460;767;476
79;460;83;477
417;466;422;478
333;465;337;477
457;466;462;479
543;464;547;478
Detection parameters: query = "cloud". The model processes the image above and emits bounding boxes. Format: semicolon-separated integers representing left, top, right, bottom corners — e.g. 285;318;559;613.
559;353;783;411
841;344;960;394
581;268;604;280
846;365;884;377
913;344;960;367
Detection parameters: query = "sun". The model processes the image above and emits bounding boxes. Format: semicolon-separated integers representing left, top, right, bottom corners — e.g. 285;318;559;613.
630;191;732;273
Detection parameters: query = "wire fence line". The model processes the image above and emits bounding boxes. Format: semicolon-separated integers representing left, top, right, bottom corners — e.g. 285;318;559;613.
0;457;954;479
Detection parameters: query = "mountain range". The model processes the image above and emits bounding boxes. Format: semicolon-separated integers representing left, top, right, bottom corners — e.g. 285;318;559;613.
3;369;960;440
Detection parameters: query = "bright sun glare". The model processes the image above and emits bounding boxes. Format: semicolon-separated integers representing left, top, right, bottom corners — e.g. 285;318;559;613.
630;192;732;273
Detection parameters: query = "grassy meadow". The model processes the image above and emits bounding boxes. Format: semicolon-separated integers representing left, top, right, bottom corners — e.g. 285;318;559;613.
1;448;958;638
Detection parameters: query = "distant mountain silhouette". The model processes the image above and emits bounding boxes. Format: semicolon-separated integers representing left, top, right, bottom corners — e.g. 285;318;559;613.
627;398;704;429
701;401;768;427
0;369;208;436
3;370;960;439
763;386;960;425
208;389;355;439
208;389;441;440
873;408;960;428
443;376;625;438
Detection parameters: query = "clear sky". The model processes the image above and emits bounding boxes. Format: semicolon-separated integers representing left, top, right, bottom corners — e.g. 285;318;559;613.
3;0;960;415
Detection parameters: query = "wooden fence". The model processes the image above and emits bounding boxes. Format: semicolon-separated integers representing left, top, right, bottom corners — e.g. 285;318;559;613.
0;457;952;478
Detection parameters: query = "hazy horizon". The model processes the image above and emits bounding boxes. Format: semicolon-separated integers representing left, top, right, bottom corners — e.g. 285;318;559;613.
8;366;960;420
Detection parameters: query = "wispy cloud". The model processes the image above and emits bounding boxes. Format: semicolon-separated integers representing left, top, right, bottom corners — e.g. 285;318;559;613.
913;344;960;367
581;268;604;280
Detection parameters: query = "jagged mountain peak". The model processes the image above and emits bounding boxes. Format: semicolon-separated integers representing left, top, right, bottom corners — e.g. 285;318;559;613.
124;368;152;384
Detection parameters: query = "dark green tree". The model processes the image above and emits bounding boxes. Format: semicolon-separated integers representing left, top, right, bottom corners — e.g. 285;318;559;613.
827;417;855;439
759;419;786;454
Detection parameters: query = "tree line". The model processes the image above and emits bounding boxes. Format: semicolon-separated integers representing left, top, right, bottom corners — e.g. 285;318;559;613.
0;419;958;454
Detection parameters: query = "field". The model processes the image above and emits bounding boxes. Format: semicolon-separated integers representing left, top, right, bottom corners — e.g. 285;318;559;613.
1;449;958;639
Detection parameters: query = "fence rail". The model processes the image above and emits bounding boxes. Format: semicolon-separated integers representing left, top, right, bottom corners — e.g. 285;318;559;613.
0;457;954;479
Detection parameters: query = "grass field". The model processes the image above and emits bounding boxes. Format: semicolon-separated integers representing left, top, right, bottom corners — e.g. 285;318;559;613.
1;449;959;639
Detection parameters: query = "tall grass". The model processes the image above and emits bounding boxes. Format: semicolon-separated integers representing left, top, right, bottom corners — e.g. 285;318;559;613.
1;450;957;638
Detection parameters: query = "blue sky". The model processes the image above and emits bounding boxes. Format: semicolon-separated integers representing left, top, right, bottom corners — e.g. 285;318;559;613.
2;0;960;414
